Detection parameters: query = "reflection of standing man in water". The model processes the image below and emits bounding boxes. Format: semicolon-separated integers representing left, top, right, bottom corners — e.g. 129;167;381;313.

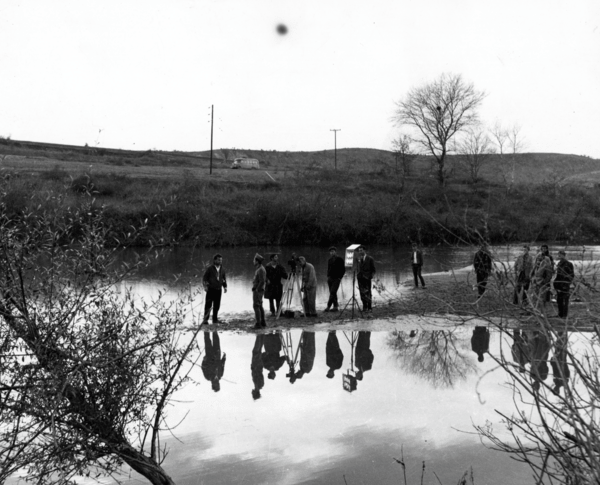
511;329;530;374
529;330;550;392
471;326;490;363
262;332;287;380
326;331;344;379
251;334;265;400
355;331;374;381
202;331;226;392
551;332;570;396
295;331;316;380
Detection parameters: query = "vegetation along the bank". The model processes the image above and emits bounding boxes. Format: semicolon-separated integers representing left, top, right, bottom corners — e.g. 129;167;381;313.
1;137;600;248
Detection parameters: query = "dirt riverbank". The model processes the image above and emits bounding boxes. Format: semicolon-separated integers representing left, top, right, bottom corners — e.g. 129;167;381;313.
193;267;599;333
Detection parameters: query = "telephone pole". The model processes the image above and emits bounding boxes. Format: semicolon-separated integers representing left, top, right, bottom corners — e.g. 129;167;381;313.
330;129;341;170
209;105;214;175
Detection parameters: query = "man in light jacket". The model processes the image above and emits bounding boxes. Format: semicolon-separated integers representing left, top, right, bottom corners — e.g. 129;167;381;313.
252;253;267;329
299;256;317;317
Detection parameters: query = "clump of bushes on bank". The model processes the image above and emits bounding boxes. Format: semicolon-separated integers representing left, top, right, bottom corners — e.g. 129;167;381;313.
2;167;600;247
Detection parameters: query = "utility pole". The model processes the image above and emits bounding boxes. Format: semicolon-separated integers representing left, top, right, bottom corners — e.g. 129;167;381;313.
330;129;341;170
209;105;214;175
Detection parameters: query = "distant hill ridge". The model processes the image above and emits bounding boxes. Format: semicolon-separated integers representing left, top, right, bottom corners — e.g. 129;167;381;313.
1;137;599;185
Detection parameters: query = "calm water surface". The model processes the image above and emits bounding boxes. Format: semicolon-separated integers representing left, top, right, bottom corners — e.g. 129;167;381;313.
108;244;599;484
114;327;544;485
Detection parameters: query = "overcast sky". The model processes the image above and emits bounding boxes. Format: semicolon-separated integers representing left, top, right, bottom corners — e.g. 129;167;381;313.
1;1;599;157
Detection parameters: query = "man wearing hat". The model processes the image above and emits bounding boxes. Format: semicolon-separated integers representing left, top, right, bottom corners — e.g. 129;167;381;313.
252;253;267;329
324;246;345;312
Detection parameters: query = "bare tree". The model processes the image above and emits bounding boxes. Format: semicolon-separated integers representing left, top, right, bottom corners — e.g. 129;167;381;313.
457;128;494;183
0;202;203;485
393;73;486;187
391;134;415;190
491;122;526;193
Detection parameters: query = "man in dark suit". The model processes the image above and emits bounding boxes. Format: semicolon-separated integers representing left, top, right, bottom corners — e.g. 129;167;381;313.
324;246;346;312
554;250;575;318
411;243;426;288
356;246;376;312
202;253;227;325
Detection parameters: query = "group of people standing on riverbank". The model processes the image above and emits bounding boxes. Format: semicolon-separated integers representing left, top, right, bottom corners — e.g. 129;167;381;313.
199;244;427;328
473;243;576;317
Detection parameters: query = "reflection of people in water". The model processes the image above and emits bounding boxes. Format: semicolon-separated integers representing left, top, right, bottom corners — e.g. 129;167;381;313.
326;331;344;379
251;334;265;400
202;332;226;392
511;330;530;373
471;326;490;363
355;331;374;381
551;332;570;396
529;330;550;392
262;332;287;380
295;331;316;380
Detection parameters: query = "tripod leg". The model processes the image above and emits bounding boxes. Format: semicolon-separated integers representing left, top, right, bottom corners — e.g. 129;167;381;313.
276;277;291;320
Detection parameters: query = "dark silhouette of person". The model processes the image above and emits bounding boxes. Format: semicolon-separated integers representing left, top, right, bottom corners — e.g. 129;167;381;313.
202;331;226;392
295;331;316;379
251;334;265;400
473;243;493;296
262;332;287;380
355;331;374;381
554;251;575;318
511;329;530;374
529;330;551;392
550;332;570;396
326;331;344;379
471;326;490;363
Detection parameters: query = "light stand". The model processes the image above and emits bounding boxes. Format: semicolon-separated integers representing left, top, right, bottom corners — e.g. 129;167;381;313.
338;269;362;320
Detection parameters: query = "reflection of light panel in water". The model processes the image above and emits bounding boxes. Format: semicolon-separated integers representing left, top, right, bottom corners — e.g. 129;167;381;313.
109;328;544;485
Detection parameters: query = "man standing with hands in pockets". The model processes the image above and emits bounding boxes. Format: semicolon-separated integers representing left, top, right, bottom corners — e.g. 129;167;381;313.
202;253;228;325
324;246;345;312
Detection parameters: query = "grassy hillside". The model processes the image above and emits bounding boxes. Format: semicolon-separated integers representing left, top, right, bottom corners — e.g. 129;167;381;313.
1;137;600;247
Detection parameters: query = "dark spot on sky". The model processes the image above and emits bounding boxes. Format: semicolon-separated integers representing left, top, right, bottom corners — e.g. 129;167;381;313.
276;24;288;35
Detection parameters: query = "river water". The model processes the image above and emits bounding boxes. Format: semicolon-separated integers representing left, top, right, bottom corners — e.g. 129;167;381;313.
106;244;599;484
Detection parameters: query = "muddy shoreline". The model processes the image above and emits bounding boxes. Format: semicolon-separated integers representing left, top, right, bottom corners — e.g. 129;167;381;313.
192;268;599;333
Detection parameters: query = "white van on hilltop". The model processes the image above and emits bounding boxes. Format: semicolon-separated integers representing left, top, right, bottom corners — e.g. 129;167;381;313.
231;158;260;169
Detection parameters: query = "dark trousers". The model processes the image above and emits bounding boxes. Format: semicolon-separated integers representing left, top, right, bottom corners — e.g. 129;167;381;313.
268;296;281;314
253;290;265;325
327;277;341;309
476;272;489;296
412;264;425;287
555;284;570;318
268;285;283;314
203;288;222;322
357;276;372;310
513;281;530;306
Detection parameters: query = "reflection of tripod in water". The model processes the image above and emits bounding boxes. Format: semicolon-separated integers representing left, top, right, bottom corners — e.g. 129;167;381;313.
338;270;363;320
280;331;301;383
342;331;358;392
276;271;305;319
